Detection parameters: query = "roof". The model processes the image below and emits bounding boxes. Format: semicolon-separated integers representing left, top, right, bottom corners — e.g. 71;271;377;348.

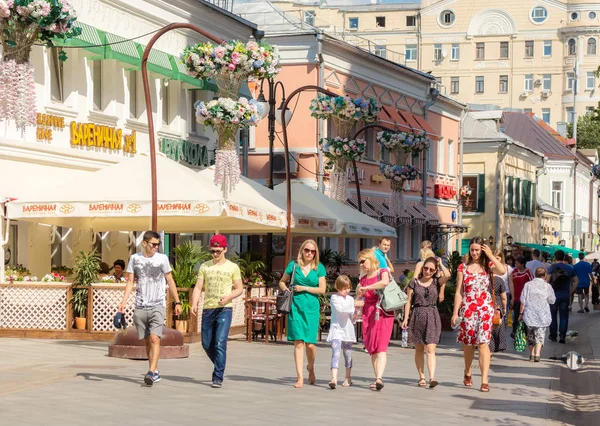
502;113;575;160
197;0;258;30
463;113;508;141
469;110;503;120
537;197;562;215
534;116;569;145
575;150;594;168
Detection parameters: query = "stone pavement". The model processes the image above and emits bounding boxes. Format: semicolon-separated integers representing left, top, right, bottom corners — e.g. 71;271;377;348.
1;311;599;426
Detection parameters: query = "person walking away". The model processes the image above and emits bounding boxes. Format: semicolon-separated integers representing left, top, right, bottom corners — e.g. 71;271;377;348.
451;237;506;393
573;252;593;313
520;268;556;362
118;231;181;387
401;257;450;388
526;249;547;276
510;256;534;338
356;249;392;391
373;237;395;274
278;239;326;388
547;250;577;344
191;234;243;388
327;275;362;389
488;251;508;355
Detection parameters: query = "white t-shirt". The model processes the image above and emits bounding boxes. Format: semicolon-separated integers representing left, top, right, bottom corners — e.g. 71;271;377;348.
499;265;513;295
526;259;547;277
327;294;357;343
126;252;172;308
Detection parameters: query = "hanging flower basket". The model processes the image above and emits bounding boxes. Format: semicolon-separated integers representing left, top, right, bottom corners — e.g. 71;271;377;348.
319;136;366;202
0;1;80;132
376;129;431;164
194;97;261;197
182;39;281;97
460;185;473;198
310;94;380;124
380;164;420;213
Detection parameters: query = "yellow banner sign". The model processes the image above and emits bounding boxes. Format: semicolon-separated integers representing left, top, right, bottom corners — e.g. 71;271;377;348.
70;122;137;154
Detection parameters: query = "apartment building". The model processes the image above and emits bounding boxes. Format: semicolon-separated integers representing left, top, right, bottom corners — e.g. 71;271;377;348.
269;0;600;130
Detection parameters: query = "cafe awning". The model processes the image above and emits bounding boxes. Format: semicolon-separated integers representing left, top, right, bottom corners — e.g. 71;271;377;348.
379;106;440;139
413;204;439;225
516;242;556;254
547;244;585;257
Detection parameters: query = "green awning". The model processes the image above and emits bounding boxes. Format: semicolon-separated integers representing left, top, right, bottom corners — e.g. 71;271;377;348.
59;22;104;56
547;245;585;257
104;33;140;67
172;58;212;90
515;242;556;255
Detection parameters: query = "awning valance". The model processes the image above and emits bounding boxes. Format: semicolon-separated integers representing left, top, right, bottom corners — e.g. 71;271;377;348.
413;204;439;225
379;106;440;139
346;196;380;219
407;204;426;224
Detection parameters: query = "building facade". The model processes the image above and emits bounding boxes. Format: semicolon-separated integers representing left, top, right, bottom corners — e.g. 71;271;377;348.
268;0;600;130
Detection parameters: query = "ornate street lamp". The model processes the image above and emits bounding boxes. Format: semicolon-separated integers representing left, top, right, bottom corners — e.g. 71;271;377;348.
506;234;513;246
488;236;494;245
542;237;548;245
559;239;566;246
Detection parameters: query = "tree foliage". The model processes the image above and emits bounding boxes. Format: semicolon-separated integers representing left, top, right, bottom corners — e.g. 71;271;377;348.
567;104;600;150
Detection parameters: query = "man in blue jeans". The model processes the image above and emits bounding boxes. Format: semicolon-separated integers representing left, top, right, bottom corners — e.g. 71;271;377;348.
191;235;243;388
547;250;577;344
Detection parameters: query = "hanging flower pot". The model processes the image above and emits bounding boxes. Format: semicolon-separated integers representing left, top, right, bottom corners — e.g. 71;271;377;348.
0;1;81;132
381;164;420;213
376;129;431;165
194;97;261;197
319;136;367;202
460;184;473;198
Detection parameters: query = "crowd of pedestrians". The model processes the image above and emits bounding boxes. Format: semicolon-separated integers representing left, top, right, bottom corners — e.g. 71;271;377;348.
118;231;596;391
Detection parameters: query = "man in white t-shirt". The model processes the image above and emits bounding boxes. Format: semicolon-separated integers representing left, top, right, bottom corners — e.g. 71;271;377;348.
118;230;181;387
526;249;547;276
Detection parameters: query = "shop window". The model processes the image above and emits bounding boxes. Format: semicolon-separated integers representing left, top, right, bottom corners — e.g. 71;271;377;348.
376;16;386;28
92;60;102;111
462;175;484;212
49;47;64;103
395;225;407;261
500;41;509;59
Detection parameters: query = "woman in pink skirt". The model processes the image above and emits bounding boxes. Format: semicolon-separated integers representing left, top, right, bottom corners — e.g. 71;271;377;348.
356;249;391;391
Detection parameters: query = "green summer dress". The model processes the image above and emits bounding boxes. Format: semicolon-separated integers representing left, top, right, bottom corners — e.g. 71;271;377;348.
285;261;326;344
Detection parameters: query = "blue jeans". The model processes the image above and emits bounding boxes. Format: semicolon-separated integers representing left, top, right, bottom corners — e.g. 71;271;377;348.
201;308;232;383
549;297;569;340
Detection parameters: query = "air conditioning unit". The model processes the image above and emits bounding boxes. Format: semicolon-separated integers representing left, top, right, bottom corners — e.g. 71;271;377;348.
520;91;529;97
534;79;542;86
347;167;365;182
272;153;298;175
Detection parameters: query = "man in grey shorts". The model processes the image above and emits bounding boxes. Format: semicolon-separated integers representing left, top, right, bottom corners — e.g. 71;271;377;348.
118;230;181;386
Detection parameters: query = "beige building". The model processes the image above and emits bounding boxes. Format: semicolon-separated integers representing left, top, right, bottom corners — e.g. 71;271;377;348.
265;0;600;129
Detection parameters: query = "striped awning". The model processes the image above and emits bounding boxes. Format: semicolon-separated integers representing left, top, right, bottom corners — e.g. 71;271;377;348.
406;204;426;224
62;22;104;56
346;196;380;218
413;204;440;225
104;33;140;67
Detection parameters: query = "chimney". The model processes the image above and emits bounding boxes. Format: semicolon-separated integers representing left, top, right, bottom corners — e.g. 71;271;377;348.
556;122;567;138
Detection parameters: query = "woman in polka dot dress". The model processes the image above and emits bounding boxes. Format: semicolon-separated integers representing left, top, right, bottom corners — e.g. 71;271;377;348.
451;237;506;393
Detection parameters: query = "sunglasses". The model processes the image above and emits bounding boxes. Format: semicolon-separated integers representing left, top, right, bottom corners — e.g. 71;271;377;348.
359;259;367;265
209;249;223;255
148;242;161;248
423;266;436;272
303;248;316;255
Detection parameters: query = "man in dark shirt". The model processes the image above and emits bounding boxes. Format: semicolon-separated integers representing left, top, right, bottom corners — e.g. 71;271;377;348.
573;252;593;313
547;250;578;343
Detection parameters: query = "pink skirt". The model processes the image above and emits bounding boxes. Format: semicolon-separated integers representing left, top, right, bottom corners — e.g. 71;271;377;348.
362;300;394;354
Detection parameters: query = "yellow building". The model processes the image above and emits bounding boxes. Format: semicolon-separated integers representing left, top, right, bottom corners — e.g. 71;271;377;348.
461;113;545;253
267;0;600;129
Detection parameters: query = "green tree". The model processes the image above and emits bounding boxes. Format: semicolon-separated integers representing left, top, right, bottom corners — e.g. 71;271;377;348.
567;106;600;150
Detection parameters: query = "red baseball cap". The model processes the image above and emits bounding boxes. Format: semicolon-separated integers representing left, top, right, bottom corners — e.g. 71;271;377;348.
209;234;228;248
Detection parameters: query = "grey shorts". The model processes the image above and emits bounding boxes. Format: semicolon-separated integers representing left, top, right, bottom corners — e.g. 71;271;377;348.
133;306;166;339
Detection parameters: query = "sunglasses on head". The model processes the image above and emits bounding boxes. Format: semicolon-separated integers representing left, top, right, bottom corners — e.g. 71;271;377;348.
359;259;367;265
209;249;223;255
303;248;316;255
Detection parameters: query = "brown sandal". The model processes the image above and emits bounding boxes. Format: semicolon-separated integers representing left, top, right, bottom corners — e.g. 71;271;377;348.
463;374;473;387
480;383;490;392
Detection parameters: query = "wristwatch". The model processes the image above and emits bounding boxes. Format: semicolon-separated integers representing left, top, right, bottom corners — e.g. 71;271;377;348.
174;301;181;306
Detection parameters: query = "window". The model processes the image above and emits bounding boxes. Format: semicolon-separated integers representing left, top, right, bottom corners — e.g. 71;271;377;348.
524;74;533;92
437;138;445;174
525;40;534;57
568;38;576;55
190;89;203;134
448;139;455;176
410;226;421;260
427;143;434;171
406;16;416;27
433;44;443;61
451;76;459;94
566;107;574;123
476;42;485;59
567;72;575;91
462;175;484;212
499;75;508;93
323;237;338;252
451;43;460;60
587;71;596;90
531;6;548;23
543;40;552;56
375;44;387;59
128;70;138;119
344;238;358;262
376;16;386;28
500;41;509;58
49;47;64;103
551;181;563;210
365;128;375;161
542;108;550;124
162;81;170;127
475;76;484;93
381;145;391;163
348;17;358;30
589;12;597;20
92;60;102;111
543;74;552;91
303;10;315;26
570;12;579;21
395;225;407;261
587;38;597;55
405;44;418;61
440;10;455;26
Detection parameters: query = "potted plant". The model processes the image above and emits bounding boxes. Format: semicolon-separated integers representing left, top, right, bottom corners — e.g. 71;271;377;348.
175;296;191;333
69;250;100;330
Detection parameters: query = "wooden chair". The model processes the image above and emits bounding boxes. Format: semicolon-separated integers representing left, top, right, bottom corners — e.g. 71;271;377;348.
245;297;281;343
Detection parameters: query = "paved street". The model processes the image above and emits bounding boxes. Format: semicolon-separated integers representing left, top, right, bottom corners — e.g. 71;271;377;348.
1;311;599;426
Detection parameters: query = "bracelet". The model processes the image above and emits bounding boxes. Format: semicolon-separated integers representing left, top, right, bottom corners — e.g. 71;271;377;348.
174;302;181;305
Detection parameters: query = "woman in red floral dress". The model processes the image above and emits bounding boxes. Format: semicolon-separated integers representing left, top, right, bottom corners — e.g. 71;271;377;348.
451;237;505;392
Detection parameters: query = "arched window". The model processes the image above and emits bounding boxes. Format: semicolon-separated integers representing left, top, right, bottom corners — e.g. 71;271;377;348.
568;38;577;55
587;38;597;55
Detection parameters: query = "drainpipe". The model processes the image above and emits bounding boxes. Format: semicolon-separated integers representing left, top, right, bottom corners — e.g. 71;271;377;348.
457;109;466;252
495;141;510;248
316;31;325;193
416;12;422;70
422;87;439;208
536;157;548;247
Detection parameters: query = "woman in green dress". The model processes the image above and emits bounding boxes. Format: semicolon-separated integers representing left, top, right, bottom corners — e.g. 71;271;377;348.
279;239;327;388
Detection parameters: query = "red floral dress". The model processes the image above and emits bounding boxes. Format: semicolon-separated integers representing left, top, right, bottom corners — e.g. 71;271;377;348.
457;263;494;346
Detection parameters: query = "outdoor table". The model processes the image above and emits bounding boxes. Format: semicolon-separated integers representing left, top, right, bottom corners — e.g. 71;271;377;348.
245;297;283;343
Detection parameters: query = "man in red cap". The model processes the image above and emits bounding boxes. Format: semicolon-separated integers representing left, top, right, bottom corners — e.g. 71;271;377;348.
191;234;243;388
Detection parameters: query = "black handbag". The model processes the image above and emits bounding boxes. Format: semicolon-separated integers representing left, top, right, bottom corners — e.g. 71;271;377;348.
276;262;296;314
